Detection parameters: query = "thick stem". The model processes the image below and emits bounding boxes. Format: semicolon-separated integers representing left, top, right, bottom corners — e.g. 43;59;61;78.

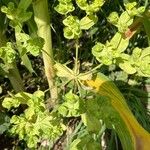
7;63;24;92
33;0;58;105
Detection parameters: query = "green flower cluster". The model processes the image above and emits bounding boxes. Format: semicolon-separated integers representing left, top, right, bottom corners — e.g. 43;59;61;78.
58;90;85;117
92;32;150;77
54;0;75;15
55;0;106;39
107;2;145;33
2;91;65;148
0;42;16;64
1;2;32;27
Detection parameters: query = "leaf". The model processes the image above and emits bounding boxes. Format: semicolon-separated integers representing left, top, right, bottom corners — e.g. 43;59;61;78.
110;32;129;53
62;16;82;39
118;11;133;33
119;62;136;74
54;2;75;15
2;97;20;110
83;73;150;150
1;2;32;26
21;54;35;73
0;86;2;94
70;134;101;150
0;42;16;64
80;15;98;30
0;112;10;134
58;91;85;117
143;17;150;46
92;42;105;57
107;12;119;25
18;0;32;11
141;47;150;58
26;37;44;56
33;90;44;99
54;62;75;80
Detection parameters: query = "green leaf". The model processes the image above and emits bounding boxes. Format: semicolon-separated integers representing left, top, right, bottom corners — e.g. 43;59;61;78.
110;32;129;53
143;17;150;46
107;12;119;25
54;62;75;80
80;15;98;30
33;90;44;99
70;134;101;150
76;0;88;10
92;42;105;57
0;112;10;134
26;37;44;56
55;2;75;15
119;62;136;74
1;2;32;26
0;42;16;64
18;0;32;11
58;91;85;117
27;136;39;148
2;97;20;110
118;12;133;33
21;54;35;73
85;0;105;14
63;16;82;39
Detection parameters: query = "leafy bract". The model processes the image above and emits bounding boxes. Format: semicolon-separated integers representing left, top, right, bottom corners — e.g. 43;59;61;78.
0;42;16;64
54;0;74;15
63;16;82;39
70;134;101;150
58;90;86;117
80;15;98;30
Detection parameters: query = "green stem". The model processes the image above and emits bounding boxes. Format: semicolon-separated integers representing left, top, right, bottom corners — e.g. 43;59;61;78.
33;0;57;105
75;40;79;75
7;63;24;92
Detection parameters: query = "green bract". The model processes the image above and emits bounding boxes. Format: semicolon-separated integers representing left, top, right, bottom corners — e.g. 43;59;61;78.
118;47;150;76
26;37;44;56
58;91;86;117
108;2;145;33
70;134;101;150
0;42;16;64
107;12;119;25
55;0;74;15
15;32;44;57
63;15;82;39
92;31;150;77
125;2;145;16
76;0;105;14
55;0;106;39
80;14;98;30
117;11;133;33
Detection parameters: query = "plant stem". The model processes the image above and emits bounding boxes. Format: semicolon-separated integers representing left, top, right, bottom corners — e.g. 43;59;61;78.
7;63;24;92
75;40;79;75
33;0;58;105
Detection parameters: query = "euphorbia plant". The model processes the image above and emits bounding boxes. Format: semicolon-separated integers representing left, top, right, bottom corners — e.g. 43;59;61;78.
1;0;150;149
